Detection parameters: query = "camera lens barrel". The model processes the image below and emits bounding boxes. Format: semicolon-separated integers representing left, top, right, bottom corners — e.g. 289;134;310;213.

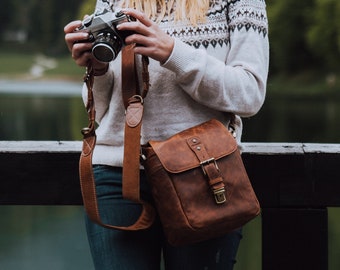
93;43;115;63
92;33;122;62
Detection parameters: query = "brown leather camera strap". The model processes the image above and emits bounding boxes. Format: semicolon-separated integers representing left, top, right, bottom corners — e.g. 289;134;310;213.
121;44;150;204
79;45;154;231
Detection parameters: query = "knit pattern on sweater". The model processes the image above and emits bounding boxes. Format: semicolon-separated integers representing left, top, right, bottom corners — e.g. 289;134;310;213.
95;0;268;49
158;0;268;49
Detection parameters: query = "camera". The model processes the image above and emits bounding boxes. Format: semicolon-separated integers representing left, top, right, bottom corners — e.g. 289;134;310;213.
77;10;135;62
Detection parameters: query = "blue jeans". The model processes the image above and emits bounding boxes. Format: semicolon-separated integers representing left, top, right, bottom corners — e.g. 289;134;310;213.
85;165;242;270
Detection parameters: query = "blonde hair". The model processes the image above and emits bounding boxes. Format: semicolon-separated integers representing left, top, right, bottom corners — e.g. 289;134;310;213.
120;0;210;25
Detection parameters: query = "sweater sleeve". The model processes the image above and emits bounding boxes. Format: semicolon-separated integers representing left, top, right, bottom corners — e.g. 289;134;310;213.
162;0;269;117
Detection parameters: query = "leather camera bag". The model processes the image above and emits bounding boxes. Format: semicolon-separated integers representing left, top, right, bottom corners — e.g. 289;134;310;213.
79;46;260;246
141;119;260;246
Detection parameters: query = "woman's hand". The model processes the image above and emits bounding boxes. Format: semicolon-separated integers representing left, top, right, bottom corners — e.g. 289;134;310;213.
117;9;175;64
64;20;108;73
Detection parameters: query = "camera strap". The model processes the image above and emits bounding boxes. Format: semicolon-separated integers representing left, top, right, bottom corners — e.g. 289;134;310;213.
79;45;155;231
121;44;153;219
121;44;150;107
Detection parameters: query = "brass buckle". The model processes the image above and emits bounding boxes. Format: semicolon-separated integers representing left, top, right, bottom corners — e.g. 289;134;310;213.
200;158;226;204
200;158;219;175
213;187;227;204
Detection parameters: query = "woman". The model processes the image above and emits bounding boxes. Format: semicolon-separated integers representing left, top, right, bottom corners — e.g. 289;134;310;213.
64;0;269;269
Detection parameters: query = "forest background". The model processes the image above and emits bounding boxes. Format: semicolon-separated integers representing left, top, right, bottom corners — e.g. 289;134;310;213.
1;0;340;83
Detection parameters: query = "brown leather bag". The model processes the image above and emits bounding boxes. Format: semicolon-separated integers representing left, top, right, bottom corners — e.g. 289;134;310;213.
79;46;260;246
141;119;260;246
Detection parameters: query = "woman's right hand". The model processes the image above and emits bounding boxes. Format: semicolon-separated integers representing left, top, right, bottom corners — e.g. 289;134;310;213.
64;20;108;73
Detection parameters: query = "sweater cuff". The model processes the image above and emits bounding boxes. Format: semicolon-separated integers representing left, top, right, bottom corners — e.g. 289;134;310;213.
161;39;197;74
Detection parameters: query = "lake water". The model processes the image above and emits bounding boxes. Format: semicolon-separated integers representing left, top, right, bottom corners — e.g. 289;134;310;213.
0;79;340;270
0;206;92;270
0;80;93;269
1;79;340;143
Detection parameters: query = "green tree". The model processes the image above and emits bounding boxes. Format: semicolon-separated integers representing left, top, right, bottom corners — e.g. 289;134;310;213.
267;0;316;74
0;0;13;38
78;0;97;19
0;0;32;42
28;0;83;54
306;0;340;71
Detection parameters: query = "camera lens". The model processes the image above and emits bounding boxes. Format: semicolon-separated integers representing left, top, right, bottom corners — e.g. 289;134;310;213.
92;33;122;62
93;43;115;62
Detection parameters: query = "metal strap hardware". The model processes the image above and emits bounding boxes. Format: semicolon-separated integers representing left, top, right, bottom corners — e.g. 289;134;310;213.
200;158;227;204
200;158;219;176
213;187;227;204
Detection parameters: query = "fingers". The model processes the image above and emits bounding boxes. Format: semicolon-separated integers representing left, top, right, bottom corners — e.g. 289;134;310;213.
64;20;94;67
116;10;174;63
73;51;92;67
64;21;89;51
64;20;82;34
117;18;151;38
117;10;157;45
72;42;92;58
123;9;153;27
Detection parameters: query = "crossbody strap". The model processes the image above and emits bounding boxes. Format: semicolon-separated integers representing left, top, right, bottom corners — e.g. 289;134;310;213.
121;45;149;203
79;45;154;231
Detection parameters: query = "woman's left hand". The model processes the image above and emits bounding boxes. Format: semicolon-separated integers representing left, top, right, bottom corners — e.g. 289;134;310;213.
117;9;175;64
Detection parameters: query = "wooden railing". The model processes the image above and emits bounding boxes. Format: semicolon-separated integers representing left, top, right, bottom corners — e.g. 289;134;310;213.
1;141;340;270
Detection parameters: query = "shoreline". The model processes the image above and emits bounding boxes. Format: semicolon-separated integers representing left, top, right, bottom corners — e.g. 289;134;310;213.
0;78;83;96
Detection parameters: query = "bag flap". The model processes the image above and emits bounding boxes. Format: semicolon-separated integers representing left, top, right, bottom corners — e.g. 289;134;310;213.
149;119;237;173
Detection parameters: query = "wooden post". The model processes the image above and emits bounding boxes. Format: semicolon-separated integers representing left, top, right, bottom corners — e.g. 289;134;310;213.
262;208;328;270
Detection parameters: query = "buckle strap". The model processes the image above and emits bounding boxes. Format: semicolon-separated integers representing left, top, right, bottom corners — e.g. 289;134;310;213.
187;136;227;204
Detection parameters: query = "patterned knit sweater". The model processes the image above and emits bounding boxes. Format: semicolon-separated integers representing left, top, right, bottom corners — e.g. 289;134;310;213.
83;0;269;167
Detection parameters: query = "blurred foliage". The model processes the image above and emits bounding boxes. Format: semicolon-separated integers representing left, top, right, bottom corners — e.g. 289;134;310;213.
268;0;340;74
78;0;97;19
267;0;315;73
0;0;339;74
306;0;340;71
0;0;83;55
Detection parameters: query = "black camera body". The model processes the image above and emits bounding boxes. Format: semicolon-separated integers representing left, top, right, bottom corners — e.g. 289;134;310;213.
77;10;135;62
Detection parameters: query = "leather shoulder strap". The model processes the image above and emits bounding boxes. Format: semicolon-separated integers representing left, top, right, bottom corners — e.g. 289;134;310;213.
79;47;155;231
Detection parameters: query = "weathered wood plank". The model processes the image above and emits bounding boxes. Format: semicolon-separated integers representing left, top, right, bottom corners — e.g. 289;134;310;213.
0;141;82;205
2;141;336;270
0;141;82;153
1;141;340;206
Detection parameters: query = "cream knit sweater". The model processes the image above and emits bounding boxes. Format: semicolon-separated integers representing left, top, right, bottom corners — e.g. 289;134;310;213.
83;0;269;167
